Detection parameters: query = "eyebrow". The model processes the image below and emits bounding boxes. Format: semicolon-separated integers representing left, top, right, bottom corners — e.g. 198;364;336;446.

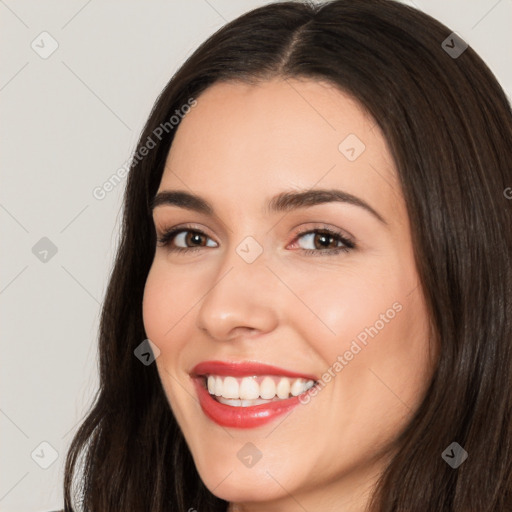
150;188;387;225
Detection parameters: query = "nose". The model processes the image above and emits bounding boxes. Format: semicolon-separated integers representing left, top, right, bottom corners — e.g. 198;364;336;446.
195;247;280;342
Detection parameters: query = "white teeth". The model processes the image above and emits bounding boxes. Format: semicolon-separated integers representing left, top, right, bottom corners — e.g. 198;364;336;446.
260;376;276;399
207;375;216;394
290;379;305;396
205;374;316;402
217;397;242;407
214;376;223;396
217;397;276;407
304;380;314;391
222;376;239;399
239;376;260;400
276;377;291;399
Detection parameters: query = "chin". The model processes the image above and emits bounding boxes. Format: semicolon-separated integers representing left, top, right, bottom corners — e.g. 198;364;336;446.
198;465;285;503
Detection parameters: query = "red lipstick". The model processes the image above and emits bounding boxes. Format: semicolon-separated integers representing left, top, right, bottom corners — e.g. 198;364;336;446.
190;360;319;429
191;360;318;381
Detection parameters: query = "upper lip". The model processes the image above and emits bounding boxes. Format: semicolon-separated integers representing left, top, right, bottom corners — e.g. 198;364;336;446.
191;360;319;381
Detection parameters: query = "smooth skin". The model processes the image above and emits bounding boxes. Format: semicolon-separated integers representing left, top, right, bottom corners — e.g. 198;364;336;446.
142;78;437;512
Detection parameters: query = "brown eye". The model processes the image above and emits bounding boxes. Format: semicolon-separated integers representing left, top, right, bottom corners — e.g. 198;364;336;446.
157;227;217;252
183;231;208;247
293;228;355;256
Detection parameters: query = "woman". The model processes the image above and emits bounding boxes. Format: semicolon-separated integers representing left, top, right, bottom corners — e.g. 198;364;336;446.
61;0;512;510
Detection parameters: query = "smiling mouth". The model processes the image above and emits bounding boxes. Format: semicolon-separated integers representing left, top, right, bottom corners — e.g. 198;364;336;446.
201;374;317;407
190;360;320;427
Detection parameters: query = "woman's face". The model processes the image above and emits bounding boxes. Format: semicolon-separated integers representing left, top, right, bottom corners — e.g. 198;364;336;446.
143;78;436;510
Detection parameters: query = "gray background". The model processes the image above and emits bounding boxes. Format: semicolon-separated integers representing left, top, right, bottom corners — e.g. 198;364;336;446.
1;1;511;510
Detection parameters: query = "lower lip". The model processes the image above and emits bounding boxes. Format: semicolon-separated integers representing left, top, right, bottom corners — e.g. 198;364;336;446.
193;378;308;429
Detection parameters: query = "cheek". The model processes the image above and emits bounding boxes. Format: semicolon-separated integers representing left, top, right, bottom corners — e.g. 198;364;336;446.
142;263;195;418
142;269;169;343
287;260;432;413
142;255;204;344
142;262;194;356
285;262;405;361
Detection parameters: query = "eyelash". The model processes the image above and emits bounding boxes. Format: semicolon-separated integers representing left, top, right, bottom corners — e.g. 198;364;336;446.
156;224;355;256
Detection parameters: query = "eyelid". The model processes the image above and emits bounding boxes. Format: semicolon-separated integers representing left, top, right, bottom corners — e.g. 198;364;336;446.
290;222;355;245
156;222;356;255
155;223;215;247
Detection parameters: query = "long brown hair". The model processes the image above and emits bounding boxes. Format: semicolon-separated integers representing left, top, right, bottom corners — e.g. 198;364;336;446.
62;1;512;510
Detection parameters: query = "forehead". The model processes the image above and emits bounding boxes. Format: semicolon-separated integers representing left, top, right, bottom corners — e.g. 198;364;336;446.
158;78;402;221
